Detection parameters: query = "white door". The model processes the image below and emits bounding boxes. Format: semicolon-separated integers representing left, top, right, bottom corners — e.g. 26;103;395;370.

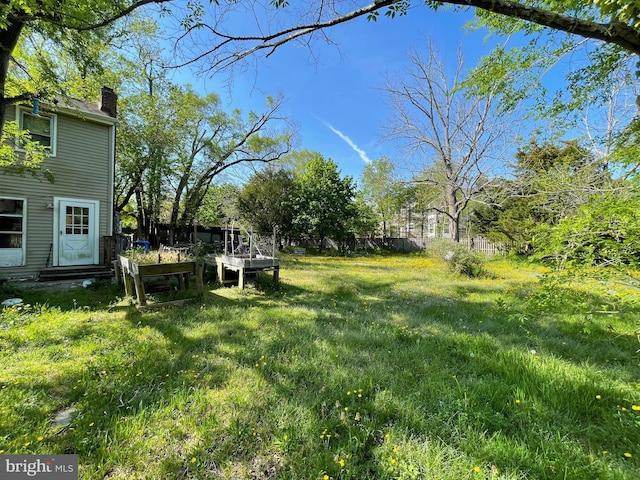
56;199;99;266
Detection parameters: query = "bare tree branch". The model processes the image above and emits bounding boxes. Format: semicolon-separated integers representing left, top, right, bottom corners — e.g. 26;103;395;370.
383;40;513;241
173;0;640;75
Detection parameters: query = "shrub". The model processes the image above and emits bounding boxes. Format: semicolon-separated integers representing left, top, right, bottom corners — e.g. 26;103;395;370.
427;239;485;278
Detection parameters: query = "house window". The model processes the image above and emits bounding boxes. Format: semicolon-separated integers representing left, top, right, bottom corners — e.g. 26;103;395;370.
17;107;57;156
0;198;26;267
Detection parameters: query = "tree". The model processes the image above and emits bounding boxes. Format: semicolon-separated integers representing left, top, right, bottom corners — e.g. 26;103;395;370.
109;21;294;244
168;1;639;159
471;139;612;249
532;191;640;270
383;41;509;242
0;0;171;130
236;166;295;238
170;1;640;74
118;84;293;244
359;157;406;237
290;155;357;252
350;192;380;239
171;93;293;242
195;183;241;228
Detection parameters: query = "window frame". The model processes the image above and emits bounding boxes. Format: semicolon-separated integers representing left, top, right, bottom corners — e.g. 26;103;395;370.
0;197;27;267
16;106;57;157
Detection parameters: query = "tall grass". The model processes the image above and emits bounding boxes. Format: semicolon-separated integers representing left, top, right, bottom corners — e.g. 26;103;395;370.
1;254;639;479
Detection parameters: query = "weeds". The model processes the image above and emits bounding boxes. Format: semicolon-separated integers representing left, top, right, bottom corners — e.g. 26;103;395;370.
0;255;638;479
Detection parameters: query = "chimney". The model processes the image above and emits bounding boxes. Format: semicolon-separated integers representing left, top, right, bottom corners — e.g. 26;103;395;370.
100;86;117;118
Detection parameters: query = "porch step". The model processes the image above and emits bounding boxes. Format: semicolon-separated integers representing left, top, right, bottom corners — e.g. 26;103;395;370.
38;266;113;282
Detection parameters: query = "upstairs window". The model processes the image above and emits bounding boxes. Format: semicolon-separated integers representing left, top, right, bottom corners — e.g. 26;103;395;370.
17;107;57;156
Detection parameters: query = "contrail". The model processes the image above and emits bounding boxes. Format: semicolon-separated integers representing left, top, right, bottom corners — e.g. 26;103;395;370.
321;119;372;164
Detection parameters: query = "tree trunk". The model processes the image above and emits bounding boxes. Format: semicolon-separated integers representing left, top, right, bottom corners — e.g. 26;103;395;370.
445;184;460;242
0;19;25;132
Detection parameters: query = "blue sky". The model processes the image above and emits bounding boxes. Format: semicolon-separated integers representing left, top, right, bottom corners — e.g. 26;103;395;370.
167;5;538;182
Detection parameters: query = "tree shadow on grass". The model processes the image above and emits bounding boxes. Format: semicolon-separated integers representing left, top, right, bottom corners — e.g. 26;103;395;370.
2;259;639;479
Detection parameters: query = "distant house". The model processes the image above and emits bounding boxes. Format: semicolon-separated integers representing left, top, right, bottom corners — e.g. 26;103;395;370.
0;87;117;280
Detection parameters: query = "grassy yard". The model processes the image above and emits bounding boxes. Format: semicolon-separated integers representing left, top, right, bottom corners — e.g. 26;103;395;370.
1;254;639;479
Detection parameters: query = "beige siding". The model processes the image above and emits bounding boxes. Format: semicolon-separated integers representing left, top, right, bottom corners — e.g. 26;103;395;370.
0;105;115;279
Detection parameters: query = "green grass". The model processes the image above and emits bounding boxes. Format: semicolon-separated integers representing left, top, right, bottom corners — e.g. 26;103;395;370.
1;254;639;479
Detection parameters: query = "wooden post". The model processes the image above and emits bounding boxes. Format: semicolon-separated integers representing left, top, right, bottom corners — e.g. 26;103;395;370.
224;223;228;255
250;225;253;259
196;259;204;294
272;226;276;267
119;256;134;297
133;273;147;306
216;257;225;284
238;266;245;289
113;260;121;285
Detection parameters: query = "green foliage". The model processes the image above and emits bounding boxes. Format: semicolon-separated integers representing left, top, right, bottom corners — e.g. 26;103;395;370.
533;192;640;270
0;121;53;181
350;193;380;238
472;139;610;250
236;167;295;235
1;0;169;129
463;0;638;152
359;157;406;236
427;239;486;278
447;247;485;278
2;256;639;479
596;0;640;28
112;26;292;241
195;183;240;227
290;155;357;250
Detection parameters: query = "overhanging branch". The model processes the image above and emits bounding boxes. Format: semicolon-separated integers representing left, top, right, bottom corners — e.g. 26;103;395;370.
188;0;640;74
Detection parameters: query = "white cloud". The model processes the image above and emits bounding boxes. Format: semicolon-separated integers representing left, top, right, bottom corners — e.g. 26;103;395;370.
323;120;372;165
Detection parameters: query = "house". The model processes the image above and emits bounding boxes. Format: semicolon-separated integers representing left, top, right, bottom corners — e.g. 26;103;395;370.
0;87;117;280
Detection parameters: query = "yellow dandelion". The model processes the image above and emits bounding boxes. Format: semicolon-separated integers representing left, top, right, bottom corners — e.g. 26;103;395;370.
390;458;397;465
344;407;348;411
632;405;640;411
338;459;345;468
622;407;628;411
0;450;4;454
324;475;330;480
347;391;351;395
23;442;30;447
385;433;390;439
191;457;196;463
515;399;521;404
624;452;632;458
89;422;94;427
596;395;602;400
473;466;482;473
37;436;43;442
